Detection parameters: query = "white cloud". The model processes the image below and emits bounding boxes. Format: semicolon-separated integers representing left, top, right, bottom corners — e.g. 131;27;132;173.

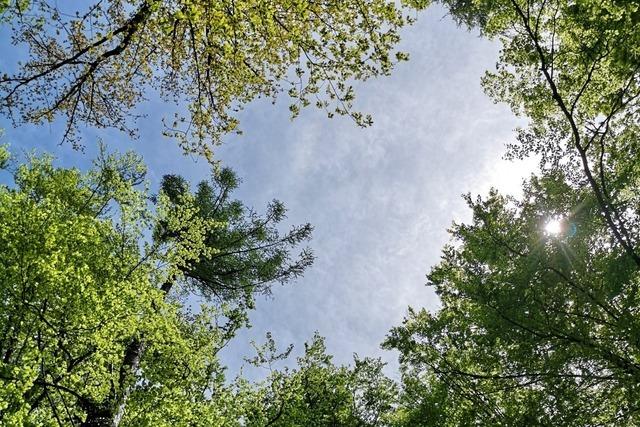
213;6;534;376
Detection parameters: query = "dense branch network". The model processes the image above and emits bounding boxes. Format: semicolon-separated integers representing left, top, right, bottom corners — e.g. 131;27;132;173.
1;0;412;157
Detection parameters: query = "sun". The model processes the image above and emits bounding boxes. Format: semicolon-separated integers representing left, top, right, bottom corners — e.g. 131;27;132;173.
544;218;562;235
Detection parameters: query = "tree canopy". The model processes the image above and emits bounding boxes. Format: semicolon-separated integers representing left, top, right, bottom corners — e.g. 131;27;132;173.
385;0;640;425
238;332;398;426
386;175;640;425
0;146;317;425
1;0;415;158
1;0;640;425
440;0;640;264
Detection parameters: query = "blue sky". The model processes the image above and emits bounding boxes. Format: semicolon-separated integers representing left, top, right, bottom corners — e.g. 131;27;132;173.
0;4;534;378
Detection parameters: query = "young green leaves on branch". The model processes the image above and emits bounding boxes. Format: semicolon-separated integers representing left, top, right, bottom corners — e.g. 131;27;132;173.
1;0;416;158
0;146;313;425
439;0;640;264
239;333;399;426
385;1;640;425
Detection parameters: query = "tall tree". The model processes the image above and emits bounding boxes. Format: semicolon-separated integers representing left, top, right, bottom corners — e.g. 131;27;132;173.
435;0;640;265
386;175;640;425
1;0;413;157
0;145;313;426
386;0;640;424
94;167;313;427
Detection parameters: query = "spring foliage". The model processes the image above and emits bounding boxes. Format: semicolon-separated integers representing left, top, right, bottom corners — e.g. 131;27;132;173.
1;0;639;425
0;147;322;425
1;0;415;158
386;0;640;425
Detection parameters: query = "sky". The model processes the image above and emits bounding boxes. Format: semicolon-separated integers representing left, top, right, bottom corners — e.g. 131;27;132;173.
0;4;535;379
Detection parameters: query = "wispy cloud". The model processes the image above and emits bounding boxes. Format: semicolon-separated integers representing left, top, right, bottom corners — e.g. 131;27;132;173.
213;6;534;377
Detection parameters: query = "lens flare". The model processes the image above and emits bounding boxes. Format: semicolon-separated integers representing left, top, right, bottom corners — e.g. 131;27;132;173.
544;218;562;235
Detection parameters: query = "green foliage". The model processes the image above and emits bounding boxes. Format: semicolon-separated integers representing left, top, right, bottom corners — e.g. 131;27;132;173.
0;149;165;425
0;144;9;168
387;1;640;425
3;0;640;425
156;168;314;307
0;0;420;158
238;333;398;426
386;175;640;425
0;147;313;426
438;0;640;262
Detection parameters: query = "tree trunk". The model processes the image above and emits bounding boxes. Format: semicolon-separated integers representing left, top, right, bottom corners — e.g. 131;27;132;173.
82;281;173;427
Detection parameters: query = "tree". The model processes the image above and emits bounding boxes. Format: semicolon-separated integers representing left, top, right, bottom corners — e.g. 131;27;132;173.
385;1;640;424
97;164;313;427
386;174;640;425
435;0;640;265
0;145;313;426
238;332;399;426
1;0;414;157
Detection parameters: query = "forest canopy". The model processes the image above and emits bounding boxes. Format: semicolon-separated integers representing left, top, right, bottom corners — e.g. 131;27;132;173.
1;0;639;425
